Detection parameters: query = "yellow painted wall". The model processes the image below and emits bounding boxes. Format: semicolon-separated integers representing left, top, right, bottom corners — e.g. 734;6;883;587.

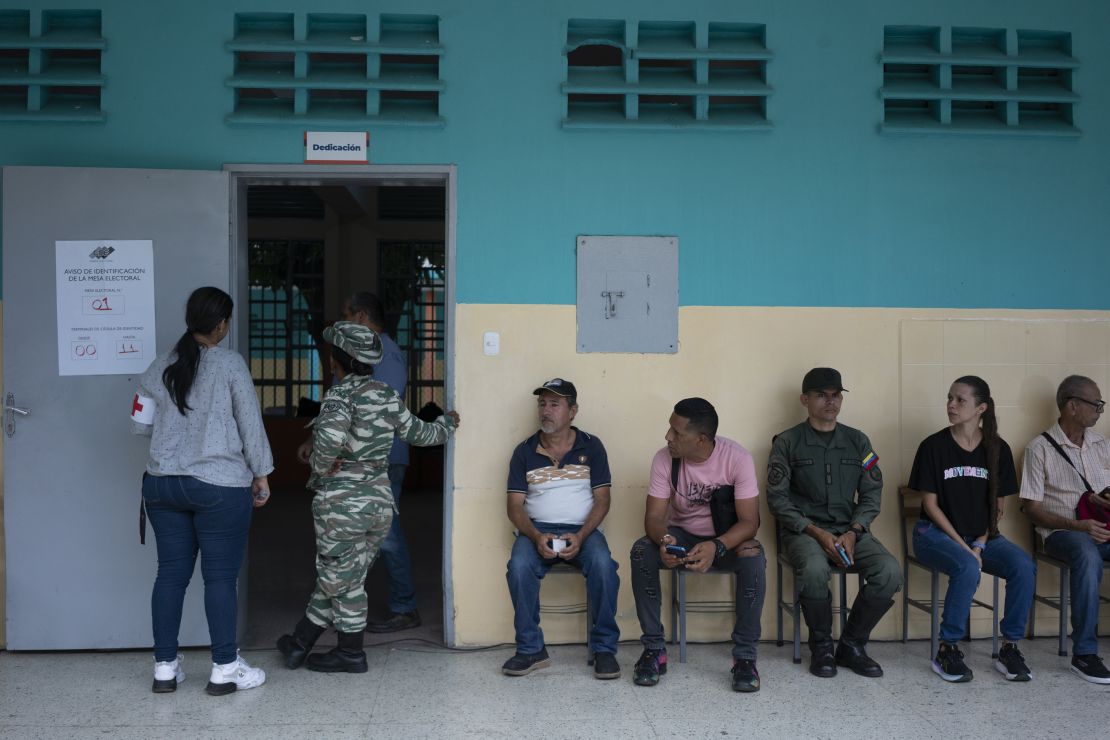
450;304;1110;646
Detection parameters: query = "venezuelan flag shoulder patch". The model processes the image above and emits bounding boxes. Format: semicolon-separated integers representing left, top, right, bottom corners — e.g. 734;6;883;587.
862;451;879;470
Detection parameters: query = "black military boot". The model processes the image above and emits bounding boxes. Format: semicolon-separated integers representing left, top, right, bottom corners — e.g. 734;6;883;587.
800;594;837;678
276;617;326;669
836;595;894;678
306;630;369;674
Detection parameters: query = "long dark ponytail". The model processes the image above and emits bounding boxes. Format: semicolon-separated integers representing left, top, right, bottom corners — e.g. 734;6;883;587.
955;375;1000;537
163;287;233;415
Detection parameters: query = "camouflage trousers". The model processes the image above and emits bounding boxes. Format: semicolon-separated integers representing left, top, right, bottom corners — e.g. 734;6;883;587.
305;484;393;633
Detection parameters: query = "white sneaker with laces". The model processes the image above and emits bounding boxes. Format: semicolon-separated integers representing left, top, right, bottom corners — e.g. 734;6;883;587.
206;654;266;696
152;654;185;693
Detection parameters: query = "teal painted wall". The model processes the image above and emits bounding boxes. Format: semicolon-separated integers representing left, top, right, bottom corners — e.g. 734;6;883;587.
1;1;1108;309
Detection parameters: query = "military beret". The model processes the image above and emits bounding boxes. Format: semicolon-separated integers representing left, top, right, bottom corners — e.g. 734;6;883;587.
324;320;383;366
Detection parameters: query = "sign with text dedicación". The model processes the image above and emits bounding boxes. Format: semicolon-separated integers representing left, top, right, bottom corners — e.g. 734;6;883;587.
304;131;369;164
55;240;156;376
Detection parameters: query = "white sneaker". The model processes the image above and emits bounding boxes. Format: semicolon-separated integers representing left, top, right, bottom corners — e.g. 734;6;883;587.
206;654;266;696
152;654;185;693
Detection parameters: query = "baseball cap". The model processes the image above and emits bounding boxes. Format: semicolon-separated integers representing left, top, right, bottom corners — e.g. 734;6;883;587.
802;367;848;394
532;377;578;399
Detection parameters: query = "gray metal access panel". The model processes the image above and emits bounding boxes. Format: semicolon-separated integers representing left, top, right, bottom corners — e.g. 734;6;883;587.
576;235;678;353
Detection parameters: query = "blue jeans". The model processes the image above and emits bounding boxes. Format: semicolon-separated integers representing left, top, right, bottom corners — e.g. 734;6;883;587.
377;463;417;613
912;521;1035;643
506;522;621;655
1044;529;1110;655
142;474;252;664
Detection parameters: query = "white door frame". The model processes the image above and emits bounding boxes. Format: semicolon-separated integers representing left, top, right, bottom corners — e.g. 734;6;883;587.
223;164;459;646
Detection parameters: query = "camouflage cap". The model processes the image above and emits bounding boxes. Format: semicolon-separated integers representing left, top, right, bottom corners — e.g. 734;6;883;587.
324;320;383;366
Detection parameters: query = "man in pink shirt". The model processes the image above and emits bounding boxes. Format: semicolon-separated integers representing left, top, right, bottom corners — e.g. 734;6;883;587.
630;398;766;692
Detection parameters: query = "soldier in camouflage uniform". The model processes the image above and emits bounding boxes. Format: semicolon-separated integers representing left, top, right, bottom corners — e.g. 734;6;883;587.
277;321;460;673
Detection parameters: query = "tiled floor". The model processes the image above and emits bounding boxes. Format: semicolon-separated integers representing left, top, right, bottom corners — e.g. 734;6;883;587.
1;636;1104;739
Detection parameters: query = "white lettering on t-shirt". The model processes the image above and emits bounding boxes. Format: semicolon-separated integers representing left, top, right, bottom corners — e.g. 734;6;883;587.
943;466;988;480
681;482;719;505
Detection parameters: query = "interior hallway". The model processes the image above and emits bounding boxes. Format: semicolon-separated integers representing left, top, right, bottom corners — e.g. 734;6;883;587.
0;636;1104;738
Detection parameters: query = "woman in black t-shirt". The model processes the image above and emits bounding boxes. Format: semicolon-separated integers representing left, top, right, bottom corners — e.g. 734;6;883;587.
908;375;1035;684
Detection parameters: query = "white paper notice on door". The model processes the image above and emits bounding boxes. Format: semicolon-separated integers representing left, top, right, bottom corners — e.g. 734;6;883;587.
55;240;156;376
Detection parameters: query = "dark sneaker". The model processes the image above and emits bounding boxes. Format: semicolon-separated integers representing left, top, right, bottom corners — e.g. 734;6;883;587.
1071;654;1110;684
593;652;621;680
366;609;421;634
932;642;973;683
994;642;1032;682
632;648;667;686
731;659;760;692
501;648;550;676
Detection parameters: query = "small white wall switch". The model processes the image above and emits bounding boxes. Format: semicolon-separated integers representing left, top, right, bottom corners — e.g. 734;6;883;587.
483;331;500;356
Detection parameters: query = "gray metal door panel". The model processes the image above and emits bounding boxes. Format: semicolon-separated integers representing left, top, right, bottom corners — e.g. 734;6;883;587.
3;166;231;649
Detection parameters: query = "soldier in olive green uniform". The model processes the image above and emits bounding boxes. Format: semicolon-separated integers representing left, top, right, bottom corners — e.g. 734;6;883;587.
766;368;902;679
277;321;459;673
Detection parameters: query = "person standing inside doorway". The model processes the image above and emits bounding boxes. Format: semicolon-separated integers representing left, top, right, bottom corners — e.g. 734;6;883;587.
299;291;422;633
132;286;273;696
280;321;460;673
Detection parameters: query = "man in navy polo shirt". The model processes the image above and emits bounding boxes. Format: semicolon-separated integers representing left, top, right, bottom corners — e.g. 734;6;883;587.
503;378;621;679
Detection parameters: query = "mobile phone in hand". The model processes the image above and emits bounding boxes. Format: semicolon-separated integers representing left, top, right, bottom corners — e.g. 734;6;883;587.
665;544;688;558
834;542;852;566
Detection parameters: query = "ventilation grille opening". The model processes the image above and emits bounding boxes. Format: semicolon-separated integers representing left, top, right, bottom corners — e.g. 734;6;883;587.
227;12;443;126
880;24;1078;136
0;8;104;121
562;18;772;130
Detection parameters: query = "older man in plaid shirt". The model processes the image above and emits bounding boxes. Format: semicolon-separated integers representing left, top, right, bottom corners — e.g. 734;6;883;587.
1021;374;1110;684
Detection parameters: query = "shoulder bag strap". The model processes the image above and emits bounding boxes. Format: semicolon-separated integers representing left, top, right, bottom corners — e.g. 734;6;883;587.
1040;431;1093;491
671;456;681;494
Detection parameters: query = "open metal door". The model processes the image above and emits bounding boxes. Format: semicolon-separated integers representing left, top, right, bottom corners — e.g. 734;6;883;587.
2;166;232;649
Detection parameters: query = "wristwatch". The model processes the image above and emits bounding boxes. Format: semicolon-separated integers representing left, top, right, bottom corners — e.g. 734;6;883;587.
971;541;986;551
712;538;728;560
849;524;866;538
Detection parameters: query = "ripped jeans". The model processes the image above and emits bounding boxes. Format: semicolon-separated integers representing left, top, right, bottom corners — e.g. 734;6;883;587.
630;527;766;661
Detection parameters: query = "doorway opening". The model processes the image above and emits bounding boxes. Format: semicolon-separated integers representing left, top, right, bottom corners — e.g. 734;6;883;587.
231;172;451;649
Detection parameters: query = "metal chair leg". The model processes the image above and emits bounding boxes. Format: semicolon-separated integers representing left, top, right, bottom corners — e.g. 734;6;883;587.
678;569;688;663
669;569;677;648
1028;570;1037;639
1059;567;1069;657
837;571;849;638
776;556;785;647
930;569;940;658
902;564;910;643
991;575;1000;659
792;582;802;664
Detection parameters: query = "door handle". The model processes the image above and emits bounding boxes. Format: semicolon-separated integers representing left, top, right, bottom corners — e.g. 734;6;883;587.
5;392;30;438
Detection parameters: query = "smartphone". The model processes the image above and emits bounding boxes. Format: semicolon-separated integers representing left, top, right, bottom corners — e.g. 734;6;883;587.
834;543;852;566
550;538;568;553
665;544;688;558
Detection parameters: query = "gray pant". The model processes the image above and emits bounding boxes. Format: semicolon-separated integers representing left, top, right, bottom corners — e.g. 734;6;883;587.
779;529;902;602
630;527;766;661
